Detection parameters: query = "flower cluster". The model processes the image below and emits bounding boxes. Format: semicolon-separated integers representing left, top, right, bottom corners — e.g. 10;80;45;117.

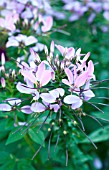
0;42;95;114
62;0;109;28
0;0;54;54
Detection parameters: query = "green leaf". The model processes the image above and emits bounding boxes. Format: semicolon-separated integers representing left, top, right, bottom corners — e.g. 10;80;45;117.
6;128;24;145
28;128;45;146
81;125;109;143
0;160;16;170
17;160;35;170
0;151;14;164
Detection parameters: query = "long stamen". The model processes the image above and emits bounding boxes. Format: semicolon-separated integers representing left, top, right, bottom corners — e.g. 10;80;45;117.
85;114;104;129
84;101;104;114
63;113;97;149
37;112;50;133
54;134;60;152
73;112;85;131
32;145;43;160
48;131;52;160
66;149;68;166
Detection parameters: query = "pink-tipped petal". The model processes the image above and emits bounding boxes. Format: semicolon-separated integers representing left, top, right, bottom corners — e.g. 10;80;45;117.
75;72;88;87
62;79;70;86
41;16;53;32
50;41;54;53
55;45;65;56
36;62;45;80
21;69;36;84
65;68;73;84
39;70;51;86
87;60;94;77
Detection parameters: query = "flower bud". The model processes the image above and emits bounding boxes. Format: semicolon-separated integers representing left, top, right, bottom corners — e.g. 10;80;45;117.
1;77;6;88
1;53;5;66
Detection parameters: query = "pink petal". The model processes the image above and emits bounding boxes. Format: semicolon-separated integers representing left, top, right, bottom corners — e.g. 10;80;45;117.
36;62;45;80
66;47;75;59
83;90;95;101
62;79;70;86
1;77;6;88
40;93;56;103
64;95;81;104
25;36;37;46
55;45;65;56
7;98;21;106
16;82;35;94
41;16;53;32
65;68;73;84
0;104;11;111
87;60;94;77
50;41;54;53
56;88;65;96
21;105;33;114
6;39;19;48
75;72;88;87
31;102;46;112
49;89;59;98
50;104;60;112
71;100;83;109
21;69;36;84
39;70;51;86
82;52;90;62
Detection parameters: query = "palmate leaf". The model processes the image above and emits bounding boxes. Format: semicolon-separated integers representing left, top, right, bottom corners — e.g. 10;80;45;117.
6;128;24;145
80;125;109;143
28;128;45;146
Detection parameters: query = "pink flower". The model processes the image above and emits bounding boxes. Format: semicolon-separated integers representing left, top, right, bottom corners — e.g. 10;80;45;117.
6;34;37;48
62;67;88;88
41;16;53;32
0;14;16;31
55;44;75;60
21;62;52;87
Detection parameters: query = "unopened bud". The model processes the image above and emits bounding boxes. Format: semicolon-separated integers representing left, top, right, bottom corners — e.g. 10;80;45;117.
61;60;65;70
44;45;48;55
24;19;28;25
1;65;5;72
1;53;5;65
12;69;15;77
50;41;54;53
1;77;6;88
